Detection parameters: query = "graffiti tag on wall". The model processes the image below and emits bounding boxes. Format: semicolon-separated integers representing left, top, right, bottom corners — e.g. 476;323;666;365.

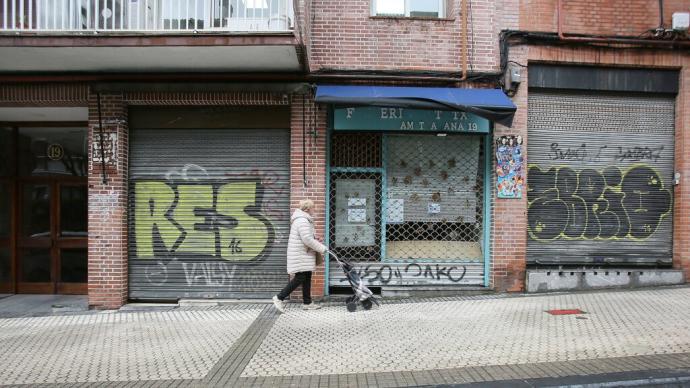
527;165;671;241
331;263;469;286
133;180;273;261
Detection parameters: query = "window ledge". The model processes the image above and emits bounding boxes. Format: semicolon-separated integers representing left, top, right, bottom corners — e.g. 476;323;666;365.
369;16;455;22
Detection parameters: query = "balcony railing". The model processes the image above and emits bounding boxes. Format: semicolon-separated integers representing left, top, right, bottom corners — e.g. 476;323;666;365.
1;0;294;33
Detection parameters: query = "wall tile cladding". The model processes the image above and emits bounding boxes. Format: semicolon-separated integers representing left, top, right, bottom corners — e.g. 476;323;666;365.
519;0;690;36
309;0;499;73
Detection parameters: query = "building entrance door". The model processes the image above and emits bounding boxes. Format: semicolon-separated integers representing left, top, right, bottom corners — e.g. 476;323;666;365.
0;126;87;295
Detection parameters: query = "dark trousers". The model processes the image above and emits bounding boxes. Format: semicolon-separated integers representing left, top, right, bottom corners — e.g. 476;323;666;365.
277;271;312;304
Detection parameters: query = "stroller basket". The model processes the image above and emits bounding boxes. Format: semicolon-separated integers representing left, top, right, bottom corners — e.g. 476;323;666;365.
328;250;380;312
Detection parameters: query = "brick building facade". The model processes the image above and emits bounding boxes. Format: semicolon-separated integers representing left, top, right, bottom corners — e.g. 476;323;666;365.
0;0;687;308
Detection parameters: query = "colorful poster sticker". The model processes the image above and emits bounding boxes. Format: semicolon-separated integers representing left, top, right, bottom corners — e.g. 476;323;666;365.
496;135;524;199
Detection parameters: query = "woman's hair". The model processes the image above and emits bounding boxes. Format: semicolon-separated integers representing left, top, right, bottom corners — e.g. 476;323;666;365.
299;199;314;211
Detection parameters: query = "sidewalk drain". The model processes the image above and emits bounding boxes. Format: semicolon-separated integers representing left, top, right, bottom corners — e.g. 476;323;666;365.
546;309;586;315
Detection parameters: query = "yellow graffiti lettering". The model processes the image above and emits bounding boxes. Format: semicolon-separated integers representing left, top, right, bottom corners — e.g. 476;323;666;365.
217;182;269;261
175;185;215;255
134;181;179;258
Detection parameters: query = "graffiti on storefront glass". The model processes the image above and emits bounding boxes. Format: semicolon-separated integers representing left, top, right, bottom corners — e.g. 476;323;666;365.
133;180;273;261
527;165;671;241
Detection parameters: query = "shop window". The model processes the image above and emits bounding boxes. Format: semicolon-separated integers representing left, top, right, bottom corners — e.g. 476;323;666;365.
329;133;485;263
371;0;446;18
384;135;484;260
330;133;381;168
329;173;383;262
17;127;87;177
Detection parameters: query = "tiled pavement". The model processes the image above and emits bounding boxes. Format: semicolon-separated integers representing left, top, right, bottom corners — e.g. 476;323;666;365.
1;287;690;387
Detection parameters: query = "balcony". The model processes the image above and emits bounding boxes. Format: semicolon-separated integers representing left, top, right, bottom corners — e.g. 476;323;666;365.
0;0;301;73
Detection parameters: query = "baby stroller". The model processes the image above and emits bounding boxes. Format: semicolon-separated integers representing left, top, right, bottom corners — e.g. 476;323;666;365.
328;250;380;312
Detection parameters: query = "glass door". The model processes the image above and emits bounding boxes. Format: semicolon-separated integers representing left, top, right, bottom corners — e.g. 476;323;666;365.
16;181;53;293
11;126;88;294
56;183;87;294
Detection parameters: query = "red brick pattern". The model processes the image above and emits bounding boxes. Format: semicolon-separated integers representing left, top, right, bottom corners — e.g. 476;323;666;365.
309;0;499;73
492;45;529;292
87;92;129;309
124;92;290;106
502;45;690;291
289;94;328;299
519;0;690;36
0;83;88;106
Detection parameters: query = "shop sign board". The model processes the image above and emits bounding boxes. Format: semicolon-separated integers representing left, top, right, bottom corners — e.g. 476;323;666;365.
334;107;490;133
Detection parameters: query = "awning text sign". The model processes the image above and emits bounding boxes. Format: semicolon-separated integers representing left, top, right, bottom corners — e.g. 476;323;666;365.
333;107;490;133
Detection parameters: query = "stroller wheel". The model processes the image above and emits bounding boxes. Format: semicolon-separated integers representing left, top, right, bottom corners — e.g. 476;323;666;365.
362;298;373;310
346;300;357;312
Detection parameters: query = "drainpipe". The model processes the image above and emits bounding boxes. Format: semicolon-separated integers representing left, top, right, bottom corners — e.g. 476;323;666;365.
460;0;468;81
556;0;690;46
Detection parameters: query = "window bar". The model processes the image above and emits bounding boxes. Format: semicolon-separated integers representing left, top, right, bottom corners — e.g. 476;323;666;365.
269;0;274;31
86;0;90;30
62;0;67;30
193;0;197;30
52;0;57;29
127;0;131;30
11;0;15;30
19;0;23;29
28;0;33;29
109;0;113;30
144;0;149;30
3;0;7;30
95;0;99;29
234;0;239;30
177;0;183;30
119;0;124;30
152;0;157;30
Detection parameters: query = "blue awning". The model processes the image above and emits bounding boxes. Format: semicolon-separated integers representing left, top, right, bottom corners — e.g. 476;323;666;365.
315;85;517;127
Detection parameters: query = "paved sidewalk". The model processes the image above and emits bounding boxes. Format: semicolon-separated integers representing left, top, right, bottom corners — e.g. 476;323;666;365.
0;287;689;387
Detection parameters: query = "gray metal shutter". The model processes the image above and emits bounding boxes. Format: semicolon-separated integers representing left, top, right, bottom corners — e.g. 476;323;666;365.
128;128;290;299
527;91;675;266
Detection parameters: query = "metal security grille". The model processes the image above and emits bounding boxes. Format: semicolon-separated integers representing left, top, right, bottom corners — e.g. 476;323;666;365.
330;133;381;168
329;133;382;262
328;132;487;289
329;172;383;261
128;128;290;300
384;135;485;261
527;90;675;266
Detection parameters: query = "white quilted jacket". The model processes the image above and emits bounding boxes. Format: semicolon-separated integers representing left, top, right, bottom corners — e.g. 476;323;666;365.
286;209;327;274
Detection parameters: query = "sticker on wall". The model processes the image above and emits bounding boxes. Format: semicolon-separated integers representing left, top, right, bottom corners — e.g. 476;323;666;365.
496;135;524;199
427;203;441;214
347;208;367;223
386;198;405;223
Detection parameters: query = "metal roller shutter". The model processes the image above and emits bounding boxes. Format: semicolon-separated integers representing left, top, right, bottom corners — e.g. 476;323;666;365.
527;91;675;266
128;128;290;299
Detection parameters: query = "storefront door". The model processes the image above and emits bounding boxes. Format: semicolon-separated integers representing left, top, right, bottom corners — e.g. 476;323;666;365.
0;126;88;294
326;107;492;292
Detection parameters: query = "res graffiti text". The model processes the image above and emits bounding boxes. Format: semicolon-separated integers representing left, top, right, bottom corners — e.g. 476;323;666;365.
134;180;273;261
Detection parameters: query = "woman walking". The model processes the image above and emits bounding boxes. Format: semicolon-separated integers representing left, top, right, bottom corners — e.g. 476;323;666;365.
273;199;327;312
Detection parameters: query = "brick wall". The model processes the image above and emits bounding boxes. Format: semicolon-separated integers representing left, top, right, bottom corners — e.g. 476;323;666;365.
519;0;690;35
309;0;499;73
87;92;129;309
491;45;529;292
505;45;690;288
290;94;328;298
